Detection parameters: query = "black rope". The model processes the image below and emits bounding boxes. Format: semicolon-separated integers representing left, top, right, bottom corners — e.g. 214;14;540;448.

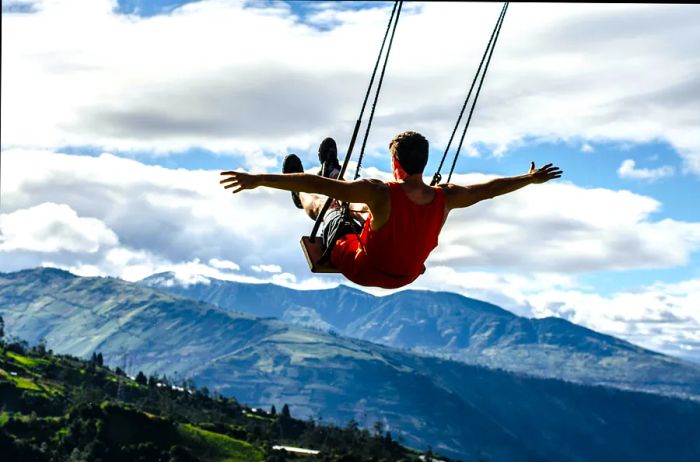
355;0;403;180
447;2;508;183
310;0;402;242
431;2;509;186
326;1;402;264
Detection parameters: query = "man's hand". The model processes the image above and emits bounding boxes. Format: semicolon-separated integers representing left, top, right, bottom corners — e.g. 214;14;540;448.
528;162;563;184
220;171;262;193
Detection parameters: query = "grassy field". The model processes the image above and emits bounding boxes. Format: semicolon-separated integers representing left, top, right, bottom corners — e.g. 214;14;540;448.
1;366;42;391
6;350;49;368
178;423;265;462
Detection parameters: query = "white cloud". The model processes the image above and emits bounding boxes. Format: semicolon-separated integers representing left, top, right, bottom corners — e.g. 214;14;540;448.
0;148;342;290
618;159;675;181
2;2;699;174
581;143;594;153
271;272;297;285
433;172;700;272
0;202;118;253
251;264;283;273
413;266;578;317
209;258;240;271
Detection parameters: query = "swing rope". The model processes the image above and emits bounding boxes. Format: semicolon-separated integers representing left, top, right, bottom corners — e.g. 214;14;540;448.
309;0;403;243
354;1;403;180
431;2;509;186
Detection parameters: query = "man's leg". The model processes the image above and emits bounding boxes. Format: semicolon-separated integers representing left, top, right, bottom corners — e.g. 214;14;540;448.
299;192;327;221
284;150;359;222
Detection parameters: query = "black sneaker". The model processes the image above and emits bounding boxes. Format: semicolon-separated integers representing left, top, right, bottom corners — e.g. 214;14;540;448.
317;137;341;179
283;154;304;209
319;161;341;179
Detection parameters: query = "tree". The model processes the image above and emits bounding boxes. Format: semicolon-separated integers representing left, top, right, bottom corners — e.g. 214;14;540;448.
96;353;104;367
36;337;47;355
169;445;199;462
346;419;359;431
0;315;4;343
270;405;277;416
281;404;291;419
136;371;148;385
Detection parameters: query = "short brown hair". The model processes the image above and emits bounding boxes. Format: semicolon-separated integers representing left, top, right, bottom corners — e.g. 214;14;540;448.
389;131;428;175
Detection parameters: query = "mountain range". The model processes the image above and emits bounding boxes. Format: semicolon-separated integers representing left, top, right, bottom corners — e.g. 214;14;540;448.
141;272;700;400
2;268;700;462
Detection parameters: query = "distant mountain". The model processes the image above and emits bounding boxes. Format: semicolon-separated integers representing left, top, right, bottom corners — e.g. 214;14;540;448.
141;272;700;400
3;268;700;462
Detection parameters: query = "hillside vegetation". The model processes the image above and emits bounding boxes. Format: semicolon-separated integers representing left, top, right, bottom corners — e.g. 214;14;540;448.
0;339;445;462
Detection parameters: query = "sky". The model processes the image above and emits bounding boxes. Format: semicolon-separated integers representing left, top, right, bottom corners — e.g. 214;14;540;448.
1;0;699;362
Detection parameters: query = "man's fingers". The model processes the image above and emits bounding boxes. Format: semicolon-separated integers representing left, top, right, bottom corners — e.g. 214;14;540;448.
530;161;535;171
219;177;237;184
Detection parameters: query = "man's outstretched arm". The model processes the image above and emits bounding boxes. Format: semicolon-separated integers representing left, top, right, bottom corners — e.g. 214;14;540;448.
443;162;562;211
219;171;388;210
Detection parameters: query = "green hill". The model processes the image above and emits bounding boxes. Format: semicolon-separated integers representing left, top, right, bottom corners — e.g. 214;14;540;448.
0;341;442;462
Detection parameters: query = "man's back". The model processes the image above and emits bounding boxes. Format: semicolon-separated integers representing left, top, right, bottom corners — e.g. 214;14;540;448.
331;182;445;289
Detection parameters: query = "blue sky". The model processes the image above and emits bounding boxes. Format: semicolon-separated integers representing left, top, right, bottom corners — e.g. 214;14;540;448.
2;0;699;362
116;0;193;16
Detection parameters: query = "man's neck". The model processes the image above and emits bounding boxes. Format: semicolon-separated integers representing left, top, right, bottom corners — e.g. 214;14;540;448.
396;173;427;187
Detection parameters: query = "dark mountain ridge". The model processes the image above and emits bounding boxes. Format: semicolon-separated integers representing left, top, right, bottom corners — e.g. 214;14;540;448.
141;271;700;399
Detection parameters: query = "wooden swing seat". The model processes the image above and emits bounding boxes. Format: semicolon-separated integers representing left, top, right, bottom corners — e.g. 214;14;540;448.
300;236;339;273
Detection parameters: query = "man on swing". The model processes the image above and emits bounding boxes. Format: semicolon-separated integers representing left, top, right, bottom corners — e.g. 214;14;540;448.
220;131;562;289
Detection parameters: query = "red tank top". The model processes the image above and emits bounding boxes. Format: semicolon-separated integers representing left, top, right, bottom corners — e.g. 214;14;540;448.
330;182;446;289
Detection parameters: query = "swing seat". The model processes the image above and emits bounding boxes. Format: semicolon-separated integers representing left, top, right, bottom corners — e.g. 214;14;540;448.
300;236;339;273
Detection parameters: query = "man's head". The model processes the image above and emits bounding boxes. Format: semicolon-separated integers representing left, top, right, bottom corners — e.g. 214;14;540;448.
389;131;428;177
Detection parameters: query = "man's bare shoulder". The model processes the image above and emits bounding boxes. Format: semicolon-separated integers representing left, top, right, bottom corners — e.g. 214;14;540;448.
438;182;472;195
438;183;481;210
359;178;391;192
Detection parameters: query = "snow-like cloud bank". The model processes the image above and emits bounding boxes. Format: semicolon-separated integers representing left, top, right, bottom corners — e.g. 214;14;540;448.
412;267;700;362
528;278;700;362
2;1;699;174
